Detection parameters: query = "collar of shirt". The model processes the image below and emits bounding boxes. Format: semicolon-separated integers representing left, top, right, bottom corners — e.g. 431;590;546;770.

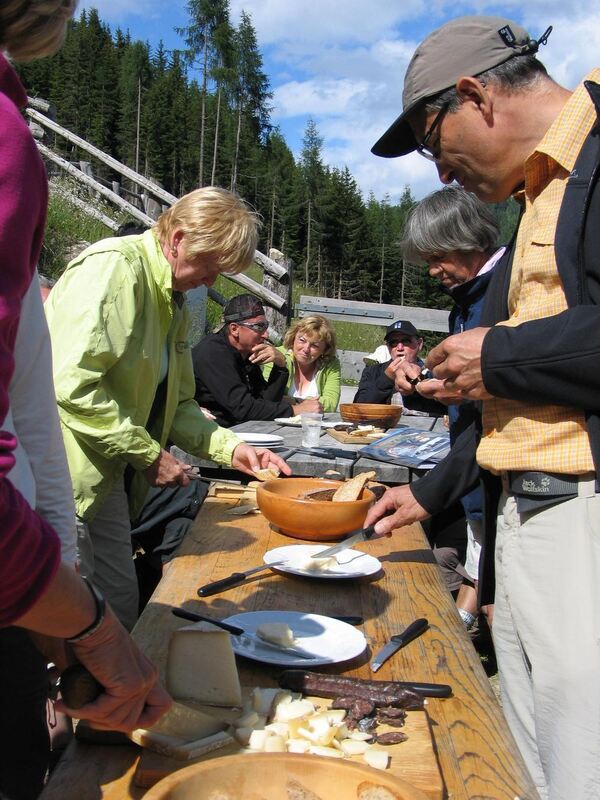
524;69;600;200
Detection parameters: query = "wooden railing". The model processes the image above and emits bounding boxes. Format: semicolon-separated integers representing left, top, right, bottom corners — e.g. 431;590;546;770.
27;98;291;340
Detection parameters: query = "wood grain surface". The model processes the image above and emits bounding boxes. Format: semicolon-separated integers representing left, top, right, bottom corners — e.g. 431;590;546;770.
41;497;538;800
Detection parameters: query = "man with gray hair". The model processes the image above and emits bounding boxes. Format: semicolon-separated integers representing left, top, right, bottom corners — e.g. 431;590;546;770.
366;16;600;799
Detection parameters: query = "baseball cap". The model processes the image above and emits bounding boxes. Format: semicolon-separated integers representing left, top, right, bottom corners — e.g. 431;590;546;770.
222;293;265;323
372;16;551;158
384;320;420;340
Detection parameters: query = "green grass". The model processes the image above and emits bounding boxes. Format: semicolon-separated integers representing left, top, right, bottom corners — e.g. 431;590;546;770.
40;190;117;278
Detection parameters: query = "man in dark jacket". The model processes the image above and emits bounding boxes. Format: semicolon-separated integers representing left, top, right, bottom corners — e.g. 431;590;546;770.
354;320;443;415
193;294;319;427
366;15;600;798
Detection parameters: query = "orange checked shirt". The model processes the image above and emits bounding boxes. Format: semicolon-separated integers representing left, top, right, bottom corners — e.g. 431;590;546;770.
477;70;600;475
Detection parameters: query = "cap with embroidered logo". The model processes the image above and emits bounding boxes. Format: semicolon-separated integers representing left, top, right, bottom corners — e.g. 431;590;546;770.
372;15;551;158
384;320;420;340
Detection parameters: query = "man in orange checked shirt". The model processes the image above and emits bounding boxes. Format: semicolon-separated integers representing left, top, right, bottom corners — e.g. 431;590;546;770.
366;15;600;800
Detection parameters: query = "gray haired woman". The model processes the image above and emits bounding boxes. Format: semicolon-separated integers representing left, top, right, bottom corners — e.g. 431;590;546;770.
404;186;504;627
365;187;505;629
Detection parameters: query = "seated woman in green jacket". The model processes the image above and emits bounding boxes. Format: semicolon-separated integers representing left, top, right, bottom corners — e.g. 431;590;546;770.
46;187;290;630
263;315;341;412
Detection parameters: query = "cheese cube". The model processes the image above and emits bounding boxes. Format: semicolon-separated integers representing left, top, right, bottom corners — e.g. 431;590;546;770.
166;622;242;707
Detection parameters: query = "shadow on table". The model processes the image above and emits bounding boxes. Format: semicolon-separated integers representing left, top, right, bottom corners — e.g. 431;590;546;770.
378;548;438;565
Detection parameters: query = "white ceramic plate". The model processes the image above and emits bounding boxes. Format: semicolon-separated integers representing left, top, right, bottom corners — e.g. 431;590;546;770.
236;432;284;446
263;544;381;580
223;610;367;667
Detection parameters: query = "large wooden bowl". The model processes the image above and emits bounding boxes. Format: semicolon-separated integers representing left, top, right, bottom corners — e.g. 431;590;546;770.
256;477;374;541
143;752;429;800
340;403;403;428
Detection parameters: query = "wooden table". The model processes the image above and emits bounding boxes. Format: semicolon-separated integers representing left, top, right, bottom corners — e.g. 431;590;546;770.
174;413;447;485
41;497;537;800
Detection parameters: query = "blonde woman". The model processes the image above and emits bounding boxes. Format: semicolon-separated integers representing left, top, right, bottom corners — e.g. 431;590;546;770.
264;316;341;412
46;187;290;633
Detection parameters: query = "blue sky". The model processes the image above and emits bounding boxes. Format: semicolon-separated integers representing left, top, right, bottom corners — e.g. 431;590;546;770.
81;1;599;203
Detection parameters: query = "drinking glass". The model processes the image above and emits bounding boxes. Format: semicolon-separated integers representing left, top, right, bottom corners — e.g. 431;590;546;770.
301;412;323;448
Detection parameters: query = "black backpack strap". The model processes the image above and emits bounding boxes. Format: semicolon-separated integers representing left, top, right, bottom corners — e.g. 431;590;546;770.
554;80;600;306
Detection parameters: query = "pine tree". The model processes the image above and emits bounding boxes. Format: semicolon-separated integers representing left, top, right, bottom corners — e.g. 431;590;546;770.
176;0;232;187
230;11;271;192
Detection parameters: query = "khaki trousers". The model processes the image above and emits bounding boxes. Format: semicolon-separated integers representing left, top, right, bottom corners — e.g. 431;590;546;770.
76;479;139;632
493;480;600;800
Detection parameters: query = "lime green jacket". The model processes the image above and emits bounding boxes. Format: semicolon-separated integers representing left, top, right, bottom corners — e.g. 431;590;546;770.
45;230;241;521
263;348;341;412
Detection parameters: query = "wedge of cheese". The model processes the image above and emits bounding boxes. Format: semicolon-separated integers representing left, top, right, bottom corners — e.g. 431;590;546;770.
166;622;242;707
256;622;296;648
129;701;234;759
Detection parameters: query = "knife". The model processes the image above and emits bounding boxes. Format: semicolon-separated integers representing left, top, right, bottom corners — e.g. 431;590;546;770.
292;446;358;460
310;524;379;560
198;560;289;596
370;618;429;672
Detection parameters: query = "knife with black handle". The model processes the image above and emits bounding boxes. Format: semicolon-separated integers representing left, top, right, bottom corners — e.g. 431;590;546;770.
371;618;429;672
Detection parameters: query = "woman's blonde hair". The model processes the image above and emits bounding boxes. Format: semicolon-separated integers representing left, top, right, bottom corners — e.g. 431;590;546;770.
154;187;260;275
0;0;77;62
284;316;337;362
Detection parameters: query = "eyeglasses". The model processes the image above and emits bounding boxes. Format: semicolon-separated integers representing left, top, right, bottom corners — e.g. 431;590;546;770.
238;321;269;333
416;102;449;161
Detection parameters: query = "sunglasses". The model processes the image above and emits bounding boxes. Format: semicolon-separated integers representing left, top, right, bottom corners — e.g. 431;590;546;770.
416;102;449;161
238;321;269;333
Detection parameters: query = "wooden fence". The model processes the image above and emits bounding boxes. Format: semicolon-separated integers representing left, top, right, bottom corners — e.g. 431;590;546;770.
27;98;292;341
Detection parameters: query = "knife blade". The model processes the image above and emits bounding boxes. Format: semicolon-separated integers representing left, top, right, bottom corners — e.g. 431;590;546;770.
198;560;289;597
292;446;358;460
370;618;429;672
311;524;378;560
238;632;316;660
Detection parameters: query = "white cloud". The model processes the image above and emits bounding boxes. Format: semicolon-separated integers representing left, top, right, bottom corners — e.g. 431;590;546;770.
79;1;599;203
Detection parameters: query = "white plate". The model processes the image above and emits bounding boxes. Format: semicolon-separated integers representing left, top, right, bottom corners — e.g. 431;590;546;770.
236;432;284;446
223;610;367;667
263;544;381;580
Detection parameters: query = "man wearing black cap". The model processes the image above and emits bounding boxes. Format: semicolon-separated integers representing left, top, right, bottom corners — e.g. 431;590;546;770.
354;320;441;415
192;294;317;426
367;15;600;799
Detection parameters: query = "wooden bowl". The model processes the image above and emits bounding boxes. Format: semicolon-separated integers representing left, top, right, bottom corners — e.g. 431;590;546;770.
340;403;402;428
143;752;429;800
256;477;374;541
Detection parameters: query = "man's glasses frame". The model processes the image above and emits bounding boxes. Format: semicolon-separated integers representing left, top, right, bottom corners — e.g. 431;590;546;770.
416;102;449;161
238;321;269;333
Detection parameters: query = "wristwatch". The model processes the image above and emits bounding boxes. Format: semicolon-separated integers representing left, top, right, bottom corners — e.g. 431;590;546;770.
66;577;106;643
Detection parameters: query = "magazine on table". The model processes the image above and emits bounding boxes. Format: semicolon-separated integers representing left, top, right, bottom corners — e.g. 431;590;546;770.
360;425;450;468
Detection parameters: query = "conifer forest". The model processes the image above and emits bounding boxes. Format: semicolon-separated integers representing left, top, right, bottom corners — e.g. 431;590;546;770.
17;2;519;309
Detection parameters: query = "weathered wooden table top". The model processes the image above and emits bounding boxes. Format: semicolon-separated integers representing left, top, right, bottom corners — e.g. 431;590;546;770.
174;413;447;485
41;497;537;800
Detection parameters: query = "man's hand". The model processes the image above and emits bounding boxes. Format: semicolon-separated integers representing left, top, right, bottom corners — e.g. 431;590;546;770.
294;397;323;414
231;443;292;478
56;605;172;732
425;328;492;401
143;449;192;487
387;359;421;394
248;343;286;367
414;378;459;405
363;485;431;536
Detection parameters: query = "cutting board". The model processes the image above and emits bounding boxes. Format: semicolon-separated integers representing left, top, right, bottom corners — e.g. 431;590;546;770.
134;695;444;799
326;428;387;445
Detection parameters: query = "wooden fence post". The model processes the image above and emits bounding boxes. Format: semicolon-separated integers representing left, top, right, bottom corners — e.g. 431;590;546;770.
263;248;291;343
